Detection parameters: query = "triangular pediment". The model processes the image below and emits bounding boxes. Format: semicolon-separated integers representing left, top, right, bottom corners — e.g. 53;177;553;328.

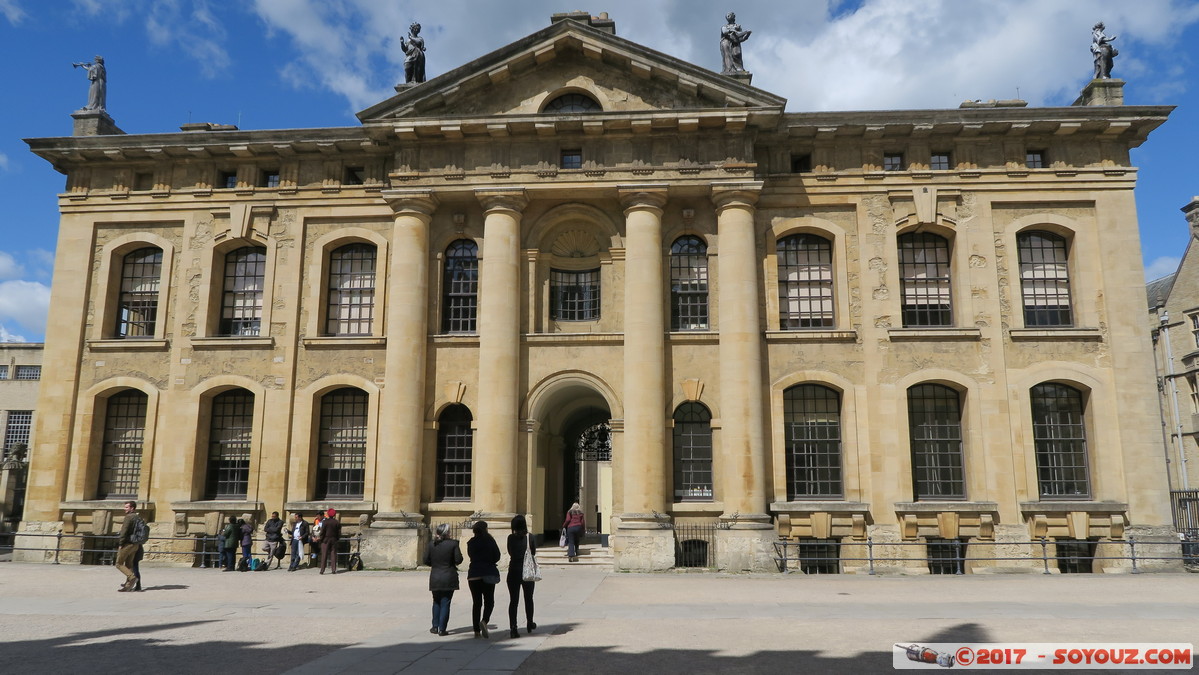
357;18;785;122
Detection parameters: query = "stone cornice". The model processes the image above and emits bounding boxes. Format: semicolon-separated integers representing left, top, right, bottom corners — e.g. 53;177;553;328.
475;188;529;214
381;189;438;217
711;181;763;210
618;184;669;213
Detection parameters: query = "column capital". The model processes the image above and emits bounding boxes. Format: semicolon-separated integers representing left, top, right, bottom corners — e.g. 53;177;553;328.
618;184;669;214
710;181;763;211
382;189;439;218
475;188;528;215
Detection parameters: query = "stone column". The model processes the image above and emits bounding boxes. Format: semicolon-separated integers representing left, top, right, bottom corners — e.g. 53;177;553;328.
474;190;528;535
613;186;675;571
366;189;438;568
712;182;775;571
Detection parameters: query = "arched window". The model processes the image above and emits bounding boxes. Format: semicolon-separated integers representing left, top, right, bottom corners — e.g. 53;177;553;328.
316;388;368;499
542;93;601;113
670;236;709;331
907;384;965;500
205;389;254;499
898;232;952;327
116;247;162;338
1031;383;1091;498
550;268;601;321
219;246;267;336
1018;231;1073;327
442;240;479;333
778;234;834;329
97;390;148;499
436;405;473;501
672;402;713;500
784;384;843;499
326;243;376;336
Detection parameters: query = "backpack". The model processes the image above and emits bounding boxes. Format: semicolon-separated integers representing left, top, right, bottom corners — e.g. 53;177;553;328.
249;558;264;571
129;517;149;545
237;557;249;572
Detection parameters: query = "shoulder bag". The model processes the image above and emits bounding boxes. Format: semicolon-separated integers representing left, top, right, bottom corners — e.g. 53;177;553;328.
521;533;542;582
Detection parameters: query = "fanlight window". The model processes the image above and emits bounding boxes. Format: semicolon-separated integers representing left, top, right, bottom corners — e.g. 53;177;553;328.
542;93;601;113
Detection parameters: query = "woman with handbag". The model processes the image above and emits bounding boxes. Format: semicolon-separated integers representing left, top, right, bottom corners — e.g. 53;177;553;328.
506;514;538;638
466;520;501;639
424;523;463;636
561;502;586;562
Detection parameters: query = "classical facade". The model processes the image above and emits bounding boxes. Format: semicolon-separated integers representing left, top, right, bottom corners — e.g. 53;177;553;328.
21;13;1177;571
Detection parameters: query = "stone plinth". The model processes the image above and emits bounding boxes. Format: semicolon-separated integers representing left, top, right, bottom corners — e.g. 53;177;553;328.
358;512;426;569
715;519;776;572
1072;79;1124;106
612;513;675;571
71;109;124;136
723;71;753;86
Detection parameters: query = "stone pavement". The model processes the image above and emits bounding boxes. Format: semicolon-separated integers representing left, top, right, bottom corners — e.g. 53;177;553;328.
0;562;1195;674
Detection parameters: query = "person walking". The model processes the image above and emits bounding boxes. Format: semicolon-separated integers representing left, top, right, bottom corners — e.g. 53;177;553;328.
562;502;586;563
220;515;239;571
319;508;342;575
424;523;463;636
506;514;537;638
114;500;145;592
288;513;311;572
263;511;285;570
466;520;501;639
238;518;253;571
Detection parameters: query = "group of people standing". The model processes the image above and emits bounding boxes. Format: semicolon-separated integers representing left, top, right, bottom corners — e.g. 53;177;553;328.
216;508;342;573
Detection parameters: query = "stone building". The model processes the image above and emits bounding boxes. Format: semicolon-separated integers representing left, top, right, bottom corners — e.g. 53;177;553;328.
0;342;42;533
20;13;1177;571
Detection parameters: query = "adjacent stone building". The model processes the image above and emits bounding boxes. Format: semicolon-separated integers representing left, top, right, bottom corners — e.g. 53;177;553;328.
0;342;42;533
20;13;1176;571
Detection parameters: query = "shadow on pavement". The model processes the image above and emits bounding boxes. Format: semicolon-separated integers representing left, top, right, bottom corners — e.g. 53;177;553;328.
142;584;189;591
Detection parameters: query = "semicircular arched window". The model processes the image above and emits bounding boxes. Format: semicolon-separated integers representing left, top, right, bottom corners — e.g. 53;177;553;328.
542;93;602;113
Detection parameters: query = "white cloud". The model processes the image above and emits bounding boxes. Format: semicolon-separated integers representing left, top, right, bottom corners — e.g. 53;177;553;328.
0;251;24;280
1145;255;1181;281
0;280;50;340
144;0;230;77
0;325;28;343
0;151;9;171
0;0;25;25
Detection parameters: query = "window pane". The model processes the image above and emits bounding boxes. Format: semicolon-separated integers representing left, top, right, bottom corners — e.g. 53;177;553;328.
117;247;162;338
316;388;367;499
442;240;479;333
784;385;843;498
908;384;965;500
3;410;32;460
673;402;713;500
670;236;709;331
778;234;834;329
205;390;253;499
1018;231;1073;327
550;268;601;321
98;390;146;499
326;244;376;336
1031;383;1090;498
899;233;952;327
14;365;41;380
219;247;266;336
436;405;473;501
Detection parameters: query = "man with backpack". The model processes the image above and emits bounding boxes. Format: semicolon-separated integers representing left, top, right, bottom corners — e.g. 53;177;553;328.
263;511;285;570
115;500;147;592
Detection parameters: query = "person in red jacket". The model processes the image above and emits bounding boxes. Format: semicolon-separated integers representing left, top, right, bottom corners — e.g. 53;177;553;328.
561;502;585;562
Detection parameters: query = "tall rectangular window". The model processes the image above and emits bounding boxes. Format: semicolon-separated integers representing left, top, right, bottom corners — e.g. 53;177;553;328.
316;388;367;499
778;234;834;329
1189;313;1199;349
442;240;479;333
670;236;709;331
117;247;162;338
205;390;253;499
672;403;713;500
784;385;843;499
0;366;7;379
326;244;376;336
1031;383;1090;498
436;405;473;501
550;268;600;321
899;233;953;327
97;390;147;500
14;366;41;380
3;411;32;459
908;384;966;500
219;247;266;336
1018;231;1073;327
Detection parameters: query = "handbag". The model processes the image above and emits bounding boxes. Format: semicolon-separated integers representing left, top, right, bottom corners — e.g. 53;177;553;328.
521;533;542;582
559;532;567;548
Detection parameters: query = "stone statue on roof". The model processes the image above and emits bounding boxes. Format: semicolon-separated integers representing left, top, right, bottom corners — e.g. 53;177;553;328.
1091;22;1118;79
720;12;752;75
401;22;427;84
72;55;107;112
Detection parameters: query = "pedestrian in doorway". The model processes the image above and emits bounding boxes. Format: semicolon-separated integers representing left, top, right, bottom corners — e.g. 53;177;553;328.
506;514;537;638
319;508;341;574
220;515;239;571
562;502;586;562
425;523;463;636
466;520;501;639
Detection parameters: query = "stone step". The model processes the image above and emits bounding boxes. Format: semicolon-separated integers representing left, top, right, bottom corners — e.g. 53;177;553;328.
536;545;613;568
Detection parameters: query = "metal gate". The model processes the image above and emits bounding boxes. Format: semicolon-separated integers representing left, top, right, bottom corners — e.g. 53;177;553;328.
1171;490;1199;564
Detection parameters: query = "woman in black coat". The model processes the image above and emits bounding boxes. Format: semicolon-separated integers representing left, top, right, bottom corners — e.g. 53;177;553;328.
424;523;463;636
466;520;501;638
506;514;537;638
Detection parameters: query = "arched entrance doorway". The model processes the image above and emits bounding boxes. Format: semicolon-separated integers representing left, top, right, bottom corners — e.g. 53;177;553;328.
524;373;616;545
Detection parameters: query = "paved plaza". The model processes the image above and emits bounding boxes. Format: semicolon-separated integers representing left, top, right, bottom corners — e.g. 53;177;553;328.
0;562;1195;674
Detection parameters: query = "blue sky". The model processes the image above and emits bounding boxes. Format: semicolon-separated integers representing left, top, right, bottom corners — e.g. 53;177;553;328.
2;0;1198;342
